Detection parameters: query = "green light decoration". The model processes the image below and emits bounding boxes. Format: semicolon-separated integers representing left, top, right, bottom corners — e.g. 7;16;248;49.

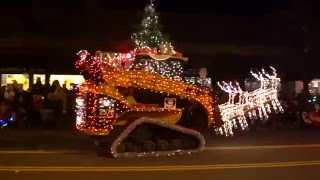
130;0;184;80
131;0;170;50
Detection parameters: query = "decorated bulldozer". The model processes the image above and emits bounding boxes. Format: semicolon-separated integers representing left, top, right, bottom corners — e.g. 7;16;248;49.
75;50;213;158
74;1;283;158
75;49;283;158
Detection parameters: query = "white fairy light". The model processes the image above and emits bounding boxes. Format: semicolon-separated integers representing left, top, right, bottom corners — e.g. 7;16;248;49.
75;96;86;126
110;117;205;158
77;50;89;61
217;66;283;136
184;77;212;88
252;110;257;119
257;107;263;120
96;51;135;70
133;59;183;80
265;103;272;114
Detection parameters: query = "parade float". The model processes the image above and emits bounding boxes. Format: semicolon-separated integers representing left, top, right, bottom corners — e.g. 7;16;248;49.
216;67;283;136
74;1;283;158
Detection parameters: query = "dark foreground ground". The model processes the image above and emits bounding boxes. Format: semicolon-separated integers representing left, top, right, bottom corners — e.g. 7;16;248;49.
0;127;320;180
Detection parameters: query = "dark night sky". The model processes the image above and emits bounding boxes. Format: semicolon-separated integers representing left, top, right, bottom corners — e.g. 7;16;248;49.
111;0;294;15
1;0;294;15
0;0;319;80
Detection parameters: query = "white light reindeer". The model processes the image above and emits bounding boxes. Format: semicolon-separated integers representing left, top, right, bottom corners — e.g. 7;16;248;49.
217;66;283;136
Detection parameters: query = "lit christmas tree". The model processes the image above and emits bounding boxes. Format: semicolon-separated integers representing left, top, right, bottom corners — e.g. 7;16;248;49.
130;0;187;80
131;0;169;50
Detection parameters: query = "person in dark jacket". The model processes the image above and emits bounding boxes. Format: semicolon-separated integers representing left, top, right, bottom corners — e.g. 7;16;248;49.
32;77;45;96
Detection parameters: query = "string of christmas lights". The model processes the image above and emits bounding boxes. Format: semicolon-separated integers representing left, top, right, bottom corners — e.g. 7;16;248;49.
100;64;215;122
132;58;183;80
96;51;135;70
75;56;215;135
75;81;132;134
128;0;189;81
131;1;184;58
216;66;283;136
110;117;205;158
184;77;212;88
74;0;284;139
75;50;105;85
131;0;166;50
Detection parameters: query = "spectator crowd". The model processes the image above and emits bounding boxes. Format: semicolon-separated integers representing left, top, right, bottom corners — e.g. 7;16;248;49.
0;78;77;129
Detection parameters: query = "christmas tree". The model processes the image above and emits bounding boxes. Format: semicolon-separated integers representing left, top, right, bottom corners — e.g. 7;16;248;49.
131;0;186;81
131;0;170;51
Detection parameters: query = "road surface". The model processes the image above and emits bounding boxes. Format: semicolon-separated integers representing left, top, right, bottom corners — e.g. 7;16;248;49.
0;128;320;180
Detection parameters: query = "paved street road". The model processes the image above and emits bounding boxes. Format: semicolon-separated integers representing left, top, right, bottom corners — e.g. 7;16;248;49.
0;128;320;180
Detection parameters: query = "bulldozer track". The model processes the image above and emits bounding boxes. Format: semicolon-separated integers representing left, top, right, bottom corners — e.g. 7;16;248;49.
110;117;205;158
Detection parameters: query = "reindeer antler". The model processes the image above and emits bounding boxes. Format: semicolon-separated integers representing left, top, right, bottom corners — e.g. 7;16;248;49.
250;69;261;81
218;81;241;104
217;81;232;93
233;81;242;93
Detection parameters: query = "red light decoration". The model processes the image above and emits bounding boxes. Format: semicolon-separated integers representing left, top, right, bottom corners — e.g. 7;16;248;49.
75;51;215;134
126;53;132;59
